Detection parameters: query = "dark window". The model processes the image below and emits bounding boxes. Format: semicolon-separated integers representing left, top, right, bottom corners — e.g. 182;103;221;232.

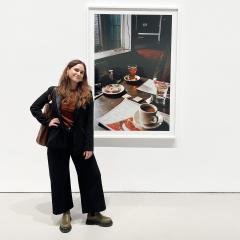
95;14;121;52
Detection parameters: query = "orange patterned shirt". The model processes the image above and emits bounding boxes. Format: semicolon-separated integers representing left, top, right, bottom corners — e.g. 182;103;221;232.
60;91;77;128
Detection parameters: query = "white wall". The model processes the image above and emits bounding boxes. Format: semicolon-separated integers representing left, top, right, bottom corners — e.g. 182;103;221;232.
0;0;240;192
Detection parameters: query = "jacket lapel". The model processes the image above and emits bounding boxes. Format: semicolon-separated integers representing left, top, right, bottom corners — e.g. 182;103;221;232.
73;108;80;122
56;94;62;116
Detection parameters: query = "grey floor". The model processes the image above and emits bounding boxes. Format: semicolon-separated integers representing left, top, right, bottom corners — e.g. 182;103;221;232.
1;193;240;240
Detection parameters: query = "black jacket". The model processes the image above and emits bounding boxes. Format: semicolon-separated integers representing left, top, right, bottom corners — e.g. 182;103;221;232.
30;86;94;153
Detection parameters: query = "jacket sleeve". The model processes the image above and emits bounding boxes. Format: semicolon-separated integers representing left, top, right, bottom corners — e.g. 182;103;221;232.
30;86;55;126
83;93;94;151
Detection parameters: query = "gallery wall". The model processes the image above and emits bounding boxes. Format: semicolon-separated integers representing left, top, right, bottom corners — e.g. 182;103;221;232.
0;0;240;192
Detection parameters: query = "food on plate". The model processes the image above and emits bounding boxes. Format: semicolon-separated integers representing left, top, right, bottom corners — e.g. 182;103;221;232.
104;84;121;93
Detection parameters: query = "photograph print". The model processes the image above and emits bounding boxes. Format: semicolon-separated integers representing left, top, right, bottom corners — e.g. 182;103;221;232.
88;7;178;138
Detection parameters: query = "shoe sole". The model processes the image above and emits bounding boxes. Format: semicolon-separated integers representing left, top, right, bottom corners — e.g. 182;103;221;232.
86;219;113;227
59;225;72;233
59;217;72;233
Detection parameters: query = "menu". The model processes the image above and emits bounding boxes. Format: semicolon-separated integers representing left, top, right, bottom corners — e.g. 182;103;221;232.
97;99;141;131
137;79;156;95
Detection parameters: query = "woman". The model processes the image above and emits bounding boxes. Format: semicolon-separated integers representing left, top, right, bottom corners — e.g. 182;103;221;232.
30;59;112;233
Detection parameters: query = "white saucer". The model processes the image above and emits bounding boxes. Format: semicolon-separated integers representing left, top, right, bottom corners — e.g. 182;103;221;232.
124;75;141;82
102;84;125;95
133;110;163;129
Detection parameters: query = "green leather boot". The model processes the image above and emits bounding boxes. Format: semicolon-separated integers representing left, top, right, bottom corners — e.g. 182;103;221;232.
59;210;72;233
86;212;113;227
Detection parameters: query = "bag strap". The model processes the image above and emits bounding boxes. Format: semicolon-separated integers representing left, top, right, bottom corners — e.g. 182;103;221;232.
47;87;56;103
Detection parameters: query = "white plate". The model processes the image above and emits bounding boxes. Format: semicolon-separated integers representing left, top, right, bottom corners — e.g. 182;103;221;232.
102;84;125;95
133;110;163;130
124;75;141;82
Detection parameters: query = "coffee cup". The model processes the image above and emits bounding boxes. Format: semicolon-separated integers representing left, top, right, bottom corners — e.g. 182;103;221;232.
139;103;159;125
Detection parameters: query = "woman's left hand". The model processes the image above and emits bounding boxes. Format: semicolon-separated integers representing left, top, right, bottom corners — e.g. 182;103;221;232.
83;151;93;160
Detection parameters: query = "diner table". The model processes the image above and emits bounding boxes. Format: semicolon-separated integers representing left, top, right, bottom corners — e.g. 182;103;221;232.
94;77;170;131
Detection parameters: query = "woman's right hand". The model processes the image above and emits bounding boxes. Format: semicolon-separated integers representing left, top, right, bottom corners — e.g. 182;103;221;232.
49;118;60;127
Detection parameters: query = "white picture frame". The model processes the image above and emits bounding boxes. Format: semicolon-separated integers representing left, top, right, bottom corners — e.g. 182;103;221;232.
87;3;179;146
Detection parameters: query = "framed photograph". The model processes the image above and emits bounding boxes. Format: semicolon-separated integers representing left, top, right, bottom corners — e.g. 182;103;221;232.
87;4;178;143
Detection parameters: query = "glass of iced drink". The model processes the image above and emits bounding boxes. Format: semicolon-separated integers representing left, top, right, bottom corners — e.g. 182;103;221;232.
154;80;170;105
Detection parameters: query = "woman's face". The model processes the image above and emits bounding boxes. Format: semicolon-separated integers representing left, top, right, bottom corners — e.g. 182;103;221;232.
67;64;85;84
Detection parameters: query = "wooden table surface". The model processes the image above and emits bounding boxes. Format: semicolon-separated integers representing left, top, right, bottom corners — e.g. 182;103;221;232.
94;77;170;131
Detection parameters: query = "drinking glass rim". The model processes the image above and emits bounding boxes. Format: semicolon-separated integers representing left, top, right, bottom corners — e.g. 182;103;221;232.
128;65;137;68
154;80;170;86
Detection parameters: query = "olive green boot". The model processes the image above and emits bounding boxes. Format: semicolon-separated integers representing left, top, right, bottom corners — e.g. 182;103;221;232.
59;210;72;233
86;212;113;227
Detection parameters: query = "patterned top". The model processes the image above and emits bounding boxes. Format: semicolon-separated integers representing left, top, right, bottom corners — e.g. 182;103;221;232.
60;91;77;128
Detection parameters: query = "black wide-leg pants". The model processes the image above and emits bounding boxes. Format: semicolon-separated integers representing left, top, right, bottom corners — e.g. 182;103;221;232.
47;132;106;215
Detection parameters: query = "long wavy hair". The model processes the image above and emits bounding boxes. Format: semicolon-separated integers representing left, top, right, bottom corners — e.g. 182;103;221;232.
57;59;92;108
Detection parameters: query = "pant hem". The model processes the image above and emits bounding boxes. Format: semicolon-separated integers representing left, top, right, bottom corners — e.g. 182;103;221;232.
53;205;74;215
82;206;106;214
